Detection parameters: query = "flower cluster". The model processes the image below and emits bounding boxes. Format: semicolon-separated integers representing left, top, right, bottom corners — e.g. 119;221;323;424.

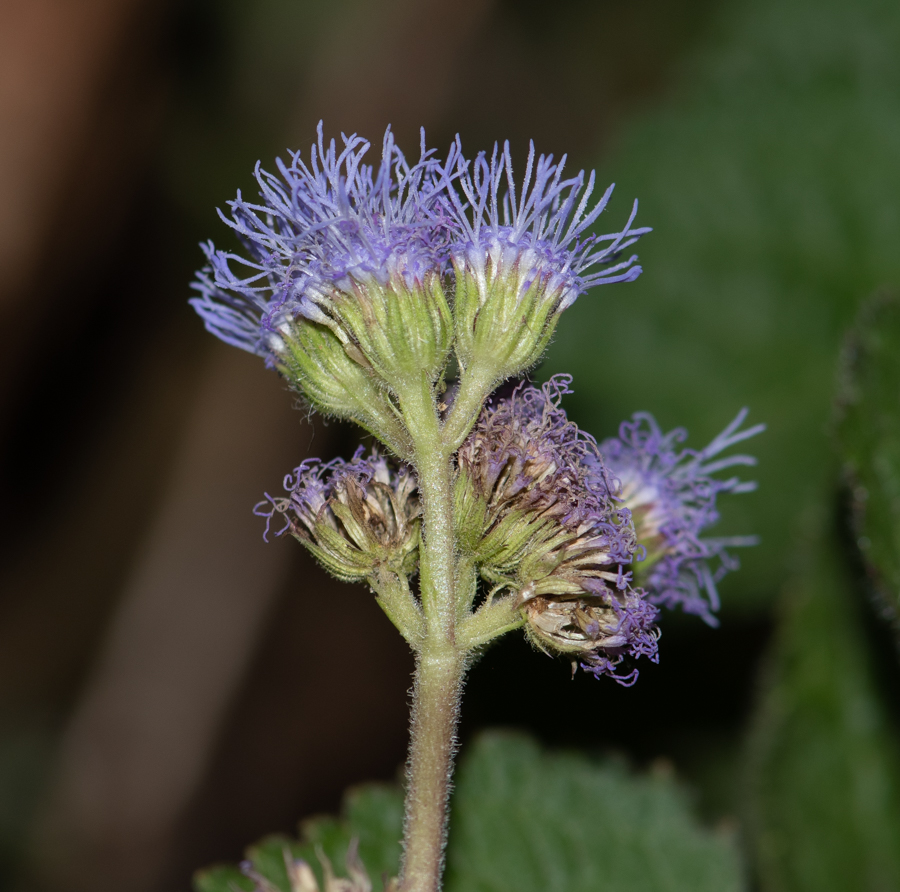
600;409;764;625
191;123;648;436
255;448;420;583
457;376;659;684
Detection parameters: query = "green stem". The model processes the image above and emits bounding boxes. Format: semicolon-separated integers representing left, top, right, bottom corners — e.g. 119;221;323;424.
396;374;464;892
372;569;425;647
441;363;496;453
401;643;466;892
458;596;524;650
399;377;457;632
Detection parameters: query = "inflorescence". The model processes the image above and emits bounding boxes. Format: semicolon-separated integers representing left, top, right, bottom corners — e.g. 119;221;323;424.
192;122;761;686
456;376;659;685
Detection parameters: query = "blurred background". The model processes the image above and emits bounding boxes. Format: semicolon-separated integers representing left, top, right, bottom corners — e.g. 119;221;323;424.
1;0;899;890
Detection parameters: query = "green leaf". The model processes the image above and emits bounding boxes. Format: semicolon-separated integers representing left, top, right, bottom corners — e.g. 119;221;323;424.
836;290;900;628
543;0;900;612
193;864;254;892
445;732;745;892
192;784;404;892
745;519;900;891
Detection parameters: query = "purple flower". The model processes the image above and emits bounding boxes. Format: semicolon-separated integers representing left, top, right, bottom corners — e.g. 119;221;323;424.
457;376;659;685
190;123;450;364
601;409;765;626
444;139;651;313
255;447;420;582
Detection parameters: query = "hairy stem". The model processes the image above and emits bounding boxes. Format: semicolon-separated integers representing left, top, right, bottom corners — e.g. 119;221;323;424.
399;376;457;631
397;374;463;892
401;643;466;892
442;363;495;453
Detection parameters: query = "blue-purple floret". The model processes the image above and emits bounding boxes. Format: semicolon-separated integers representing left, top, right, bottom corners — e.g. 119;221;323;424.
601;409;765;626
442;139;651;309
190;124;450;363
579;589;660;687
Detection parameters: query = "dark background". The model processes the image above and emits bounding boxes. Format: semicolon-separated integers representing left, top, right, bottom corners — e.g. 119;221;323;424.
0;0;898;889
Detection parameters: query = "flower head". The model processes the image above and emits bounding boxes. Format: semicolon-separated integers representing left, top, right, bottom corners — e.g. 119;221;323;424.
191;124;454;443
444;141;651;384
192;123;449;359
601;409;764;625
457;376;659;684
256;447;420;583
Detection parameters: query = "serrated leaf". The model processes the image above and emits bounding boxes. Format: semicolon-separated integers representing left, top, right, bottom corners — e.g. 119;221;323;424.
836;291;900;627
445;732;745;892
745;520;900;892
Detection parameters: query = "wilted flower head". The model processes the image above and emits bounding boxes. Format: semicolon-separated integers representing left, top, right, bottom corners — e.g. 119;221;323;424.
256;448;420;583
444;141;651;383
457;376;659;684
601;409;764;625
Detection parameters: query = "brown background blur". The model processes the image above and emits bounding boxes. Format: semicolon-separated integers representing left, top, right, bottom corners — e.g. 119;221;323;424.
0;1;739;890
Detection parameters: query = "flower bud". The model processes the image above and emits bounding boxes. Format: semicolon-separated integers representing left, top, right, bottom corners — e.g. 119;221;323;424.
256;449;420;583
444;141;649;388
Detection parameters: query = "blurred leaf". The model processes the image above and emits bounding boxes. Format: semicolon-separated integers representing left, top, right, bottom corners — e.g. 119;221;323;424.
196;734;744;892
544;0;900;612
445;732;745;892
194;863;254;892
745;519;900;891
836;290;900;629
192;784;404;892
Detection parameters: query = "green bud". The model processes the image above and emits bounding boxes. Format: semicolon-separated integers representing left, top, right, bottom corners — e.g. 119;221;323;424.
277;320;412;458
323;270;453;391
452;257;562;389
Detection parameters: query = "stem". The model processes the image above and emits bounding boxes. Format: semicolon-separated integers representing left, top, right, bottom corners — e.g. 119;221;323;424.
396;373;464;892
458;596;524;650
442;363;496;453
398;376;457;632
401;644;466;892
371;570;425;647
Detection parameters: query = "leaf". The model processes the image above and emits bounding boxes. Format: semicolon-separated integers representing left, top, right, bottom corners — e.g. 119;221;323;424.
193;864;254;892
445;732;745;892
836;290;900;628
543;0;900;612
745;519;900;892
192;784;404;892
196;735;744;892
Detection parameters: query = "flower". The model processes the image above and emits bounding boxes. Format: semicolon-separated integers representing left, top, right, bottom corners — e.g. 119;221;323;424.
457;376;659;684
190;124;453;445
255;447;420;583
600;409;765;625
443;140;651;384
